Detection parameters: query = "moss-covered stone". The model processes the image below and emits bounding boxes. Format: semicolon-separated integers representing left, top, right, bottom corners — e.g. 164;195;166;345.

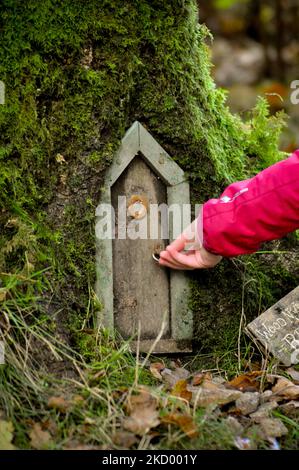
0;0;298;357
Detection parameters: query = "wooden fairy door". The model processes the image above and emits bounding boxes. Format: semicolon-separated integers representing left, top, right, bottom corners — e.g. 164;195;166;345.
96;121;192;353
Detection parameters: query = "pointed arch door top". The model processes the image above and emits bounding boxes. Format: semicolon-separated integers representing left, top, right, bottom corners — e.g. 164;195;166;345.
106;121;186;187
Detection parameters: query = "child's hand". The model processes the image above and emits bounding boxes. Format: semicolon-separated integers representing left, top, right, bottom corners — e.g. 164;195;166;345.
158;220;222;270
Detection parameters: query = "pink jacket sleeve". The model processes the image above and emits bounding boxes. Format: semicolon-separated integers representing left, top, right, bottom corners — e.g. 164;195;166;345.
201;150;299;257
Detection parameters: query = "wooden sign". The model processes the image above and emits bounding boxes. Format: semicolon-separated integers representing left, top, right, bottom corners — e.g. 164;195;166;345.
245;286;299;366
95;122;193;353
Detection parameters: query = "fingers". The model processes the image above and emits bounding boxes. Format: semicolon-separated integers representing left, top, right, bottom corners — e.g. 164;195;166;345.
157;220;220;271
167;234;197;252
159;245;221;270
159;248;194;270
166;220;198;253
159;257;193;270
159;249;186;269
159;246;200;270
166;234;189;252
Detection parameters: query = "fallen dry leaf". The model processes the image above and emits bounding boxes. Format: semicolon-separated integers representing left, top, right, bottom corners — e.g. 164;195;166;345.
192;372;205;386
224;416;244;435
201;377;224;389
260;390;274;403
171;379;192;402
226;372;262;392
47;396;69;413
29;423;52;450
123;407;160;436
125;388;156;413
211;376;226;385
192;372;213;386
259;418;288;438
235;392;260;416
161;367;189;388
265;374;284;385
123;389;160;436
281;400;299;409
272;377;299;399
279;400;299;417
162;413;198;438
249;401;278;423
189;383;242;408
0;420;15;450
149;362;165;380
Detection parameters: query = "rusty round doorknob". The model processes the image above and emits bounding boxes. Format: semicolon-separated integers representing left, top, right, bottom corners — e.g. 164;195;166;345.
127;195;148;220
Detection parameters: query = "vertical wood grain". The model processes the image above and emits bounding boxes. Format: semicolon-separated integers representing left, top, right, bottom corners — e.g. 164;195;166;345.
112;155;170;339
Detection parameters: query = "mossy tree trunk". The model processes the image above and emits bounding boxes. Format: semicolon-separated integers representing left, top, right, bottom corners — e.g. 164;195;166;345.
0;0;298;355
